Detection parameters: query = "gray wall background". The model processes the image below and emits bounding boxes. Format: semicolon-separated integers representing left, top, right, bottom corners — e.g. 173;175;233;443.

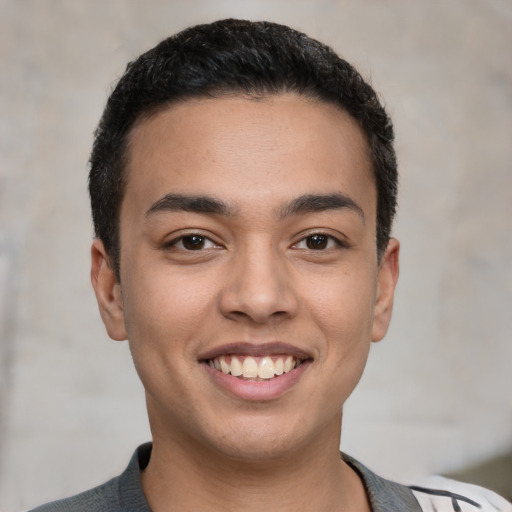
1;1;511;510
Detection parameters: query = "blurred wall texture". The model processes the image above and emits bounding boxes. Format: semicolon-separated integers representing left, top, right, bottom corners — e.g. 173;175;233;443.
1;1;511;510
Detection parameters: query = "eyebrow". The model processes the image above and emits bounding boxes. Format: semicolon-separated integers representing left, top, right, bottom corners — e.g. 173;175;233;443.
145;192;364;221
278;193;365;221
145;194;236;218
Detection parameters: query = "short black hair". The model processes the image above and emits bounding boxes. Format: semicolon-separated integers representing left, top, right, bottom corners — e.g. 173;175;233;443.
89;18;397;280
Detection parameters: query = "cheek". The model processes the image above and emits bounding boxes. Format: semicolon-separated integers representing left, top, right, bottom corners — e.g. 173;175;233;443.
309;281;374;405
121;267;219;358
299;266;377;391
304;268;376;335
120;270;218;412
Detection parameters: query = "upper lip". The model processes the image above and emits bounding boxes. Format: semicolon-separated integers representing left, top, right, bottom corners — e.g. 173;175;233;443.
198;342;313;361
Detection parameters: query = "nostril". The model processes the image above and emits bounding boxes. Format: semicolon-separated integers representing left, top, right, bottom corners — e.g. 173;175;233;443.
270;310;289;319
226;308;291;325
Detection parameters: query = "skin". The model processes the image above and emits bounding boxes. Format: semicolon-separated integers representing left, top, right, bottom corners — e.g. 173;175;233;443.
91;94;399;511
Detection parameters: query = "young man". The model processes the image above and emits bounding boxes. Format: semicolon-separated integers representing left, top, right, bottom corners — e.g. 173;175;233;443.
31;19;511;512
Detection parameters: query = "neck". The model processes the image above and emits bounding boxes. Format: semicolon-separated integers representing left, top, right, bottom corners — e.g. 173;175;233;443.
141;414;371;512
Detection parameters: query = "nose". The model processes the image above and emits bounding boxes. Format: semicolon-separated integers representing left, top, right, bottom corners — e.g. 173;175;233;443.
219;242;298;325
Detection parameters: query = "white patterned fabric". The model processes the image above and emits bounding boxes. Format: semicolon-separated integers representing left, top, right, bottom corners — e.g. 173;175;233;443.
409;475;512;512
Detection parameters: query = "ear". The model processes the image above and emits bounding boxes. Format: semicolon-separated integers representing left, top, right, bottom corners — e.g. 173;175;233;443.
371;238;400;342
90;239;127;341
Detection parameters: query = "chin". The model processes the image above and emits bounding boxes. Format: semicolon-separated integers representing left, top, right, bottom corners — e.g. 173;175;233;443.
200;414;318;463
212;436;298;463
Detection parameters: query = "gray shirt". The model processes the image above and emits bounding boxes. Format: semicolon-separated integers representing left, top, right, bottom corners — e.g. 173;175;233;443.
29;443;510;511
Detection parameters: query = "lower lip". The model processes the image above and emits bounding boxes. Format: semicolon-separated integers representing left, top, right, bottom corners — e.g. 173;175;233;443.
202;361;311;401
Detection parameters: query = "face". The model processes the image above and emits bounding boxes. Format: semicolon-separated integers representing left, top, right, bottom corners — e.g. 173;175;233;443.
91;94;399;461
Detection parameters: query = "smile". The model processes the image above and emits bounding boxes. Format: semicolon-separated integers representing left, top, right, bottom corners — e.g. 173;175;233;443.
199;342;313;400
207;355;303;380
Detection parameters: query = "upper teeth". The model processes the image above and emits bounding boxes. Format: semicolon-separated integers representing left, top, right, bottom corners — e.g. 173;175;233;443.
209;355;299;380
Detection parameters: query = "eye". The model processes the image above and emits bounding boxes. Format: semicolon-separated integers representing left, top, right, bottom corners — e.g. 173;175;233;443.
294;233;342;250
169;234;219;251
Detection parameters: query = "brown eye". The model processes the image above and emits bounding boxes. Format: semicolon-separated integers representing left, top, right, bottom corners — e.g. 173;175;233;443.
306;234;329;250
164;233;221;254
181;235;207;250
293;233;344;252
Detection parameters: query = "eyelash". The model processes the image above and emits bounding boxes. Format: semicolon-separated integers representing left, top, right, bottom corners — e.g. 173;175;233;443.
292;233;346;251
165;234;220;251
164;232;346;252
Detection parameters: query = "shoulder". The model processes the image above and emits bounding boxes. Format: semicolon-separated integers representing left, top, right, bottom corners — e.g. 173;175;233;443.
26;443;152;512
409;475;512;512
342;452;511;512
342;452;423;511
27;477;120;512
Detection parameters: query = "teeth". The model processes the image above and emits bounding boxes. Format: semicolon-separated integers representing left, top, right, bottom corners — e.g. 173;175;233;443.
258;356;275;379
242;357;258;378
220;356;230;374
230;356;242;377
274;357;284;376
209;355;302;380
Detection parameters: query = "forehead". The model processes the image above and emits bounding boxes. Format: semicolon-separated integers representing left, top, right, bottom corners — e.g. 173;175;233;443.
123;94;375;221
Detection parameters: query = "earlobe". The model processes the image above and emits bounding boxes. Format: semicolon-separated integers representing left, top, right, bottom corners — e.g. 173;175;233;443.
371;238;400;343
90;239;127;341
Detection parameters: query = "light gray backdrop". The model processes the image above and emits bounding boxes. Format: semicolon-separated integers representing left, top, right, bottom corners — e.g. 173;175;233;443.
1;1;511;510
